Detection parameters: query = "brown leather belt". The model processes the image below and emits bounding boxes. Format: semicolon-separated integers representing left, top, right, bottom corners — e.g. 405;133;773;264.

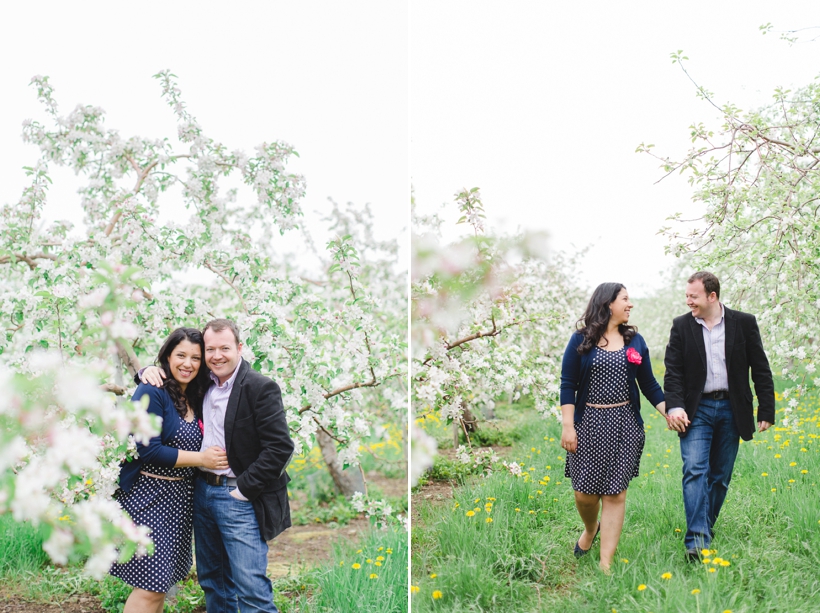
198;470;237;487
141;471;184;481
703;390;729;400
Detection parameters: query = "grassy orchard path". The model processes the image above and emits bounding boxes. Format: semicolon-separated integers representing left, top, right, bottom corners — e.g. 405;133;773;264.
411;376;820;613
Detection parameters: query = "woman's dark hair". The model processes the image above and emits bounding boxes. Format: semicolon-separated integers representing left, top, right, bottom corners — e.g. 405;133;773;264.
155;327;209;420
576;282;637;354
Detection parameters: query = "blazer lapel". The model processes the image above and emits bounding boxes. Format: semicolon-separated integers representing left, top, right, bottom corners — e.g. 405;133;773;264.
723;306;736;374
223;360;248;455
687;315;707;368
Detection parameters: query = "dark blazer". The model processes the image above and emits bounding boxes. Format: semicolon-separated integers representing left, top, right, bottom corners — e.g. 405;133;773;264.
560;331;665;426
118;385;185;493
224;359;295;541
663;306;775;441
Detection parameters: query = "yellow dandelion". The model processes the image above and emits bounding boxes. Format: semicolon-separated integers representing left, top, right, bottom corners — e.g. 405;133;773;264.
486;517;493;523
339;561;344;567
790;462;797;466
487;497;496;501
528;510;536;515
761;472;768;477
369;573;378;579
386;549;393;554
771;488;777;492
637;584;647;591
661;572;672;580
720;560;731;567
621;558;629;564
802;469;809;474
366;558;373;564
691;589;701;595
429;573;437;579
356;549;363;554
703;558;712;564
708;567;716;573
474;498;480;503
352;563;361;569
374;561;382;567
515;508;521;512
723;610;732;613
432;590;443;600
675;528;682;533
466;510;475;517
411;585;420;594
377;547;384;551
775;454;781;458
789;479;796;483
701;549;711;557
453;502;460;508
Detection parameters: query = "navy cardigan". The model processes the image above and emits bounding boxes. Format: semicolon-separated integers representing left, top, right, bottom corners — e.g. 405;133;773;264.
118;384;186;493
560;331;664;425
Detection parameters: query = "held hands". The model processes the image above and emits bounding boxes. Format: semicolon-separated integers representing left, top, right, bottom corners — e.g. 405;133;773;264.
665;409;690;433
758;421;772;432
201;446;228;470
561;426;577;454
141;366;166;387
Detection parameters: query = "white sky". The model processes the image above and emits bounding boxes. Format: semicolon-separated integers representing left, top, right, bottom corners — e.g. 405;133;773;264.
0;1;408;270
411;2;820;298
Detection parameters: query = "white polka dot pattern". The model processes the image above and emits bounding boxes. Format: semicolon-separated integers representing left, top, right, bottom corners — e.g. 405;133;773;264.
110;417;202;593
565;347;645;495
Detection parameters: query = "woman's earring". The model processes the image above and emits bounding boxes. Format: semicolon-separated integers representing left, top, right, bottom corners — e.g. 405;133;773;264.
609;308;613;317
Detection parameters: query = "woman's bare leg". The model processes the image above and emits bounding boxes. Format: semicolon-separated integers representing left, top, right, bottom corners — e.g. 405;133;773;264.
599;489;628;570
574;490;601;549
123;586;166;613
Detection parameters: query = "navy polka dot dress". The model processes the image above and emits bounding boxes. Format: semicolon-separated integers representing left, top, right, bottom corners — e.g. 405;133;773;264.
110;416;202;593
565;347;645;495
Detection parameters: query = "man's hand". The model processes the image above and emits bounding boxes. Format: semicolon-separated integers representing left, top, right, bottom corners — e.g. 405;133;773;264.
230;487;249;501
758;420;772;432
141;366;166;387
666;408;690;433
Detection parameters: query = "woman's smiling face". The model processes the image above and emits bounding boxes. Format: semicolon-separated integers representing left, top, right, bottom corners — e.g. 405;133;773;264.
609;288;633;325
167;339;202;391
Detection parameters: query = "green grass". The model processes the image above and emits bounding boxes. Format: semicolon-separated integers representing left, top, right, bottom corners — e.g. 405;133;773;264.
296;526;408;612
0;514;49;577
411;377;820;612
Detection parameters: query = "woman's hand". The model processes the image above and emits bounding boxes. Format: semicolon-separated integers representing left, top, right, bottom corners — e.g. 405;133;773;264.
561;425;578;454
200;446;228;470
141;366;166;387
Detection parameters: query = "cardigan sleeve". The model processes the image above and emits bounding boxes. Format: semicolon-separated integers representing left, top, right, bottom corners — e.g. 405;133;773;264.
131;384;180;467
560;333;582;406
635;336;664;407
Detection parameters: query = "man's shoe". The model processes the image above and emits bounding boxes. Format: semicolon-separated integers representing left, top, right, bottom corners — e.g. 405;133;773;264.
574;522;600;558
685;548;700;563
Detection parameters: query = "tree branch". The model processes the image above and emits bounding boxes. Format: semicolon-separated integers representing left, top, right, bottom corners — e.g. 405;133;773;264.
204;260;249;315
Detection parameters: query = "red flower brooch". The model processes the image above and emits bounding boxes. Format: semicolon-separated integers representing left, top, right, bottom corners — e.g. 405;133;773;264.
626;347;642;365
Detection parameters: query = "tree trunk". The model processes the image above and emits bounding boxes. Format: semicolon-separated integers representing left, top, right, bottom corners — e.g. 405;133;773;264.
315;429;366;497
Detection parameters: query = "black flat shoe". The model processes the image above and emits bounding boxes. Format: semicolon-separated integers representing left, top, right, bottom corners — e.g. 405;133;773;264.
574;522;600;558
685;548;700;563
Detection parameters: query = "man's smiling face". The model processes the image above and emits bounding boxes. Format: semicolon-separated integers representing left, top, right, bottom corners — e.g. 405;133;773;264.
204;327;242;384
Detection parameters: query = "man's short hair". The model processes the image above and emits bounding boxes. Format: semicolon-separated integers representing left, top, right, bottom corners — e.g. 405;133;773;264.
688;271;720;299
203;318;242;345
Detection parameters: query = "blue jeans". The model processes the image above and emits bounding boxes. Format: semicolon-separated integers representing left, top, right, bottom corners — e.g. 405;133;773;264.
679;397;740;550
194;478;278;613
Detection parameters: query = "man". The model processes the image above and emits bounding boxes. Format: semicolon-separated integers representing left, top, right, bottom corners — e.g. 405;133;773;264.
664;271;775;562
142;319;294;612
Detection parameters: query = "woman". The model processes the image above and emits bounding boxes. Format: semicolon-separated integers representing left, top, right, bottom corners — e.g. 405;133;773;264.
560;283;680;572
110;328;228;613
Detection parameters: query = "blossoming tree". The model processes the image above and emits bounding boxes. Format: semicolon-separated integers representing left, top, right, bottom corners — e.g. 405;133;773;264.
0;72;406;572
411;188;586;482
638;52;820;427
